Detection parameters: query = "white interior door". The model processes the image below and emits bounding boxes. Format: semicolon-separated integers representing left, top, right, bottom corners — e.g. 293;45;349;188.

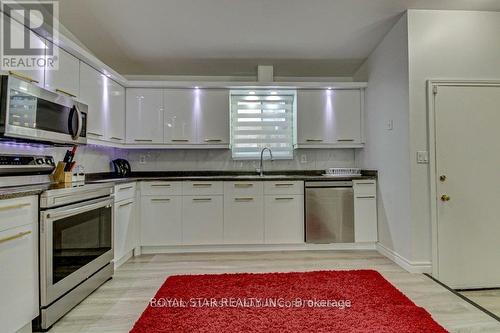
434;84;500;289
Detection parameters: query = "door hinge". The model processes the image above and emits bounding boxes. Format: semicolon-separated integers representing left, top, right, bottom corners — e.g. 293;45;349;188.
433;86;438;95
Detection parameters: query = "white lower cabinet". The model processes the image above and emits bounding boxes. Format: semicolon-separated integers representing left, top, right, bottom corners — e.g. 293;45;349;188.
224;195;264;244
353;180;378;242
114;198;136;263
141;196;182;246
182;195;223;245
0;196;38;333
264;195;304;244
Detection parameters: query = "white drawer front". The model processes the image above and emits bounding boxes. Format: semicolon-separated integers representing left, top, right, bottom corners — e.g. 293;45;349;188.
224;181;263;196
0;196;37;233
182;181;223;195
353;180;376;197
264;181;304;195
141;181;182;196
114;182;136;202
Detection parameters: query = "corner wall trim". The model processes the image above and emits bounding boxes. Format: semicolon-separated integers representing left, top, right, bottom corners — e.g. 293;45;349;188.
376;243;432;274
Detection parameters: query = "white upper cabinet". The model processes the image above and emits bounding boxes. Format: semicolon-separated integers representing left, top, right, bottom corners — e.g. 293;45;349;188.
163;89;197;144
196;89;229;145
107;79;126;142
126;88;164;144
44;47;80;98
296;89;363;147
79;62;106;139
5;15;45;87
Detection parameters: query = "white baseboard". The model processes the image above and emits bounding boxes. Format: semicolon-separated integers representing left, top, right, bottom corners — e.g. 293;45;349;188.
113;250;134;269
376;243;432;274
141;242;377;254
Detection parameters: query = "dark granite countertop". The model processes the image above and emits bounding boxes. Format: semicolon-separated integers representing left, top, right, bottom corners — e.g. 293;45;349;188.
0;170;377;200
86;170;377;184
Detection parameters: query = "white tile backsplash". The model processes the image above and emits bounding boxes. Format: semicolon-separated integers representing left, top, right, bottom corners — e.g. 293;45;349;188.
0;143;356;174
0;143;125;174
126;148;356;172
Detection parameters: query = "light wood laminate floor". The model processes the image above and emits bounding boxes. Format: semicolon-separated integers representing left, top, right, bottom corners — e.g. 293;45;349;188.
47;251;500;333
460;289;500;319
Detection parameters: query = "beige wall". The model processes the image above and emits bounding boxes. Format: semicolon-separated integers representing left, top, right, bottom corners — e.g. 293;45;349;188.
354;14;412;260
407;10;500;262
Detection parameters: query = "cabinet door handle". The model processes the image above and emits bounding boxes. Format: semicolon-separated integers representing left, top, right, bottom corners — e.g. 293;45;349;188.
355;182;375;185
234;183;253;188
235;197;254;202
306;139;323;142
193;198;212;202
193;183;212;187
110;136;124;141
55;88;77;98
8;71;39;84
275;197;294;201
0;231;31;245
151;184;171;187
134;139;153;142
356;196;375;199
118;186;134;191
119;201;133;207
151;198;171;202
204;139;222;142
0;203;31;212
337;139;355;142
274;183;293;187
88;132;104;137
172;139;189;142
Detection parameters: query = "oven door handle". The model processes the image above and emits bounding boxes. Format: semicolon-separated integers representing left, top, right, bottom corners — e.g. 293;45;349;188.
45;199;112;220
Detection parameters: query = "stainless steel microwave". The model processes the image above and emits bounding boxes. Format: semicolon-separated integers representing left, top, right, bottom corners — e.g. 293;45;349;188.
0;75;87;145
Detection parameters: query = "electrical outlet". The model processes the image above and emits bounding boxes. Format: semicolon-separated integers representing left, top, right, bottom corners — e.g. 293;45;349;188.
300;154;307;164
139;155;147;164
417;151;429;164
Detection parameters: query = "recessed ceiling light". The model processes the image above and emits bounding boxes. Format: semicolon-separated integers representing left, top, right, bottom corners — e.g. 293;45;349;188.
270;91;277;95
327;87;332;90
249;91;256;95
194;86;199;89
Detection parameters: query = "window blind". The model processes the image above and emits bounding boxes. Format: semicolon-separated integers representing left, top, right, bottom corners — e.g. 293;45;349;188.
230;90;295;160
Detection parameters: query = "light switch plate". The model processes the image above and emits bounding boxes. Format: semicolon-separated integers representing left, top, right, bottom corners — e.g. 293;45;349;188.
386;120;393;130
417;151;429;164
300;154;307;164
139;155;146;164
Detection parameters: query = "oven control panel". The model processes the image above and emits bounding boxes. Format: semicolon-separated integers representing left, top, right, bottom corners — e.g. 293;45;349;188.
0;154;55;174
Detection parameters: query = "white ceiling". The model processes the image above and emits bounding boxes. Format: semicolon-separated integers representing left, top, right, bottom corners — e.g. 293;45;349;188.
58;0;500;77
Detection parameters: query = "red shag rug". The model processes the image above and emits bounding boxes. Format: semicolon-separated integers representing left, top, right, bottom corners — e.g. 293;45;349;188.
130;270;447;333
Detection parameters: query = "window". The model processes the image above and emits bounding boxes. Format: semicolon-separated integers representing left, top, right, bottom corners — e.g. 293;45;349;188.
230;90;296;160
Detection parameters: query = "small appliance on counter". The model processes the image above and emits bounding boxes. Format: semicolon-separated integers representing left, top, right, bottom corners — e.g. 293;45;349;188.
112;158;131;177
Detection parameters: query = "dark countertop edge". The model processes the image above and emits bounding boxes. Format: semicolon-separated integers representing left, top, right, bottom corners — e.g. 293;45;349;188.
0;170;377;200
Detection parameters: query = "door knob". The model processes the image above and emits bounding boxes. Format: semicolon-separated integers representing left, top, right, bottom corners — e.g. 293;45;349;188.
439;175;446;182
440;194;450;202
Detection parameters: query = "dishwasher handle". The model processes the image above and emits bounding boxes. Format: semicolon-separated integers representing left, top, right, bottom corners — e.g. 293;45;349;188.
305;181;352;188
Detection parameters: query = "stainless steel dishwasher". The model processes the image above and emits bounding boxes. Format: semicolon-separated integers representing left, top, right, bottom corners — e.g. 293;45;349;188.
305;181;354;243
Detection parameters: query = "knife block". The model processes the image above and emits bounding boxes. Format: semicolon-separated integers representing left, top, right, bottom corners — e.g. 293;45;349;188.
51;162;73;183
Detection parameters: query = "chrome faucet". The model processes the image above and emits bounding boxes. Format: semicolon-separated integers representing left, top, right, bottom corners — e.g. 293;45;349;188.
257;147;273;177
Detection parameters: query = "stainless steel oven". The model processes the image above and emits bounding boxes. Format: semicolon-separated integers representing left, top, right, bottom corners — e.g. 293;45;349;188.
0;75;87;145
36;183;114;330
